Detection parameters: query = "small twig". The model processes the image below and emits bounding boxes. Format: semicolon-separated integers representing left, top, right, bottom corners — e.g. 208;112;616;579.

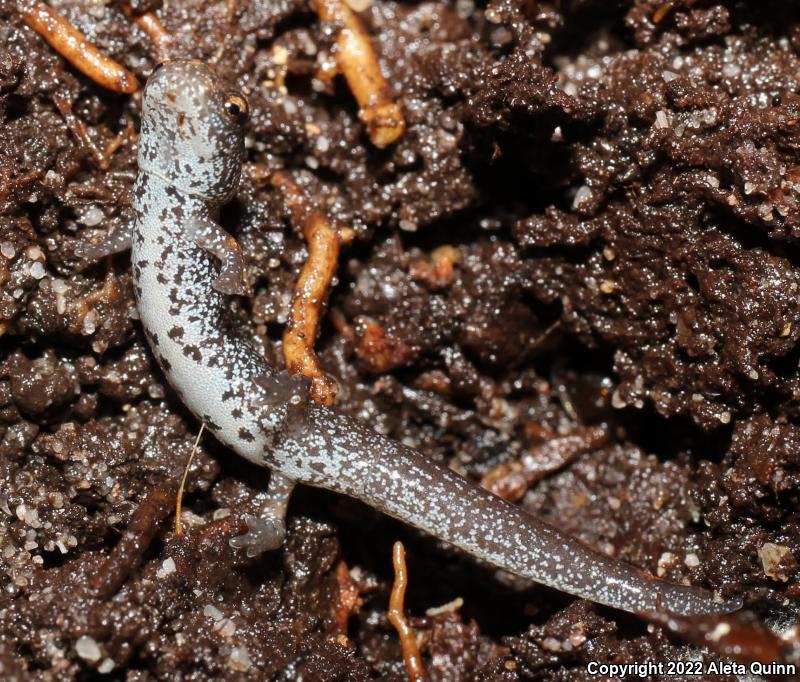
53;92;133;171
408;246;460;289
0;169;43;203
387;541;427;682
334;561;363;635
67;267;120;323
481;425;610;501
652;2;673;23
642;610;791;668
226;0;237;24
313;0;405;148
89;485;177;599
19;0;138;93
272;171;351;406
53;91;103;164
119;1;174;63
175;422;205;536
354;318;414;373
188;514;249;543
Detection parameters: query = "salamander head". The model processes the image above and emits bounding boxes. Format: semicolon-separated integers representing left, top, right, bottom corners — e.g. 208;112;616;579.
138;59;248;204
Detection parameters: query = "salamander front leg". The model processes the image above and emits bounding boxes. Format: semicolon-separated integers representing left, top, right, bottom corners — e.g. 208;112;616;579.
76;221;132;260
230;471;295;557
253;371;310;435
187;218;252;296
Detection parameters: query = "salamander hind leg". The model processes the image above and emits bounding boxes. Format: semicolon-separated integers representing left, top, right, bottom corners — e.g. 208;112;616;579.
187;218;252;297
230;471;296;557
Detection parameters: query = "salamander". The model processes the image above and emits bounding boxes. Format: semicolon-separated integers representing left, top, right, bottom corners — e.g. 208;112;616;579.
85;59;742;616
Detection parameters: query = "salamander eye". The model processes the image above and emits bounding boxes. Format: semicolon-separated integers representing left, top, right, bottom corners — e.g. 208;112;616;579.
151;60;169;75
224;94;249;123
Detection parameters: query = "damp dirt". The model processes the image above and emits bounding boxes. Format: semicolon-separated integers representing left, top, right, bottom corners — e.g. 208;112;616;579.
2;0;800;679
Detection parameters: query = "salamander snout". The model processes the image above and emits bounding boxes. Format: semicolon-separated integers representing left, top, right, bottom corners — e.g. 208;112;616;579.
138;59;247;203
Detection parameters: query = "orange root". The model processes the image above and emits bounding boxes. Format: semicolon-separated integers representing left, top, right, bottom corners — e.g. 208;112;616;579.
272;171;348;406
387;541;427;682
314;0;405;148
19;0;138;93
120;2;174;63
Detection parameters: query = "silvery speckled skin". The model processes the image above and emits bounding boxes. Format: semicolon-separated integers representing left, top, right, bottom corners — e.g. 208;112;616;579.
125;60;741;616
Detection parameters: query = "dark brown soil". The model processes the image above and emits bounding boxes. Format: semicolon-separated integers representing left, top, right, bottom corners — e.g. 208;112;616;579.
2;0;800;679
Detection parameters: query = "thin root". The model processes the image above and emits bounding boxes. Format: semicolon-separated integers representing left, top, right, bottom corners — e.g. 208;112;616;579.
175;422;205;536
19;0;138;93
387;541;427;682
102;117;136;167
119;1;174;63
313;0;405;148
272;171;349;406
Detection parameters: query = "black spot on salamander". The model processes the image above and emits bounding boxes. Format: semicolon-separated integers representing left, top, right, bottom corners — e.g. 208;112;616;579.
168;288;180;303
183;344;202;361
156;272;168;285
177;112;186;127
231;407;243;419
175;265;185;284
238;427;255;442
160;355;172;372
156;235;165;244
146;330;159;346
221;388;235;401
160;245;174;260
308;461;325;474
168;326;185;341
188;315;201;323
203;416;220;431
